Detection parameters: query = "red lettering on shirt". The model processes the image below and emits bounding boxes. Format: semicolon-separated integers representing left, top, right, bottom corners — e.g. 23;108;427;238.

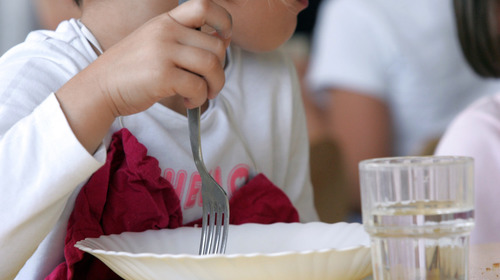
163;164;250;209
163;168;187;199
211;166;222;185
228;164;250;194
184;172;202;209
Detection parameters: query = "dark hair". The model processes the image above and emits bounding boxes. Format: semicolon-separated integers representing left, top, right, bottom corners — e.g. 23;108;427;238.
74;0;81;6
454;0;500;77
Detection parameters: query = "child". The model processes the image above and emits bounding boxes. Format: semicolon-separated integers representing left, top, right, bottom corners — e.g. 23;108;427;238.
435;0;500;245
0;0;318;278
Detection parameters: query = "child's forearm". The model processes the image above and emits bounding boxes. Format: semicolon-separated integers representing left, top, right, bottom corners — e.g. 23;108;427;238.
55;62;116;154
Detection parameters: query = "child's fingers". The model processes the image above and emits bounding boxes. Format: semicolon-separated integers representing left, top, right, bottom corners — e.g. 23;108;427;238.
169;68;209;108
168;0;232;39
171;45;226;100
177;28;227;67
206;30;232;50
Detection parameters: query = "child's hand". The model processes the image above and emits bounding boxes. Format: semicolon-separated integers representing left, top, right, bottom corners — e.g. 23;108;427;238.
94;0;232;116
55;0;232;154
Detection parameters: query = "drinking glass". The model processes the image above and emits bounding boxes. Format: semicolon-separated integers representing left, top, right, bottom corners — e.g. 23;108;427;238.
359;156;474;280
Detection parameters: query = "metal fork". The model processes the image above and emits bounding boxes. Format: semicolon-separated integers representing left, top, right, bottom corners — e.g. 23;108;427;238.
187;107;230;255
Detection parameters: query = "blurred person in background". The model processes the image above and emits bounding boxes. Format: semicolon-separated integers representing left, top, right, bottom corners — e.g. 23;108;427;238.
306;0;500;220
435;0;500;244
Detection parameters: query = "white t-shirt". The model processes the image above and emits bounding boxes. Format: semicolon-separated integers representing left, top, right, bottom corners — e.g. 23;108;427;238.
0;19;319;279
435;94;500;245
307;0;500;156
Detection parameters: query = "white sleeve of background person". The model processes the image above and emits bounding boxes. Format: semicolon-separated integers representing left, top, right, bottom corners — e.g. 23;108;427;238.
306;0;392;103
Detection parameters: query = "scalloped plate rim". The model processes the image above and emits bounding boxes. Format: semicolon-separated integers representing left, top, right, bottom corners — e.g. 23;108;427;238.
75;242;370;259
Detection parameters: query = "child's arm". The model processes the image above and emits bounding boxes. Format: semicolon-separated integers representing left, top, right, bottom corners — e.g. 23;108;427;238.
0;1;231;276
56;0;232;154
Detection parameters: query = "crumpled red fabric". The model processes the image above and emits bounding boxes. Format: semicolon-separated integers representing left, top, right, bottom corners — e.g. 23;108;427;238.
47;128;299;280
185;173;300;227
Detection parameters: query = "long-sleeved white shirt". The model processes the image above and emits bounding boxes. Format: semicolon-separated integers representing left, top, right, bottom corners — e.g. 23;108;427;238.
436;93;500;245
0;19;318;279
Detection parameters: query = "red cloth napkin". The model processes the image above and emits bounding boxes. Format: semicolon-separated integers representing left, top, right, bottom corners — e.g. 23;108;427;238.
185;173;300;227
46;128;299;280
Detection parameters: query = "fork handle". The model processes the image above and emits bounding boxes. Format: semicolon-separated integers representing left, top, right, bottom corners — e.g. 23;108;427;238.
187;107;210;174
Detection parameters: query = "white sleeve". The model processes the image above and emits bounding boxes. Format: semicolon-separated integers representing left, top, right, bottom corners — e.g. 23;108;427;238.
435;97;500;244
307;0;393;101
0;54;105;277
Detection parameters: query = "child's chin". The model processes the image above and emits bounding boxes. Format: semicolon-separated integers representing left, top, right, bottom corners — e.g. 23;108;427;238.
237;36;293;53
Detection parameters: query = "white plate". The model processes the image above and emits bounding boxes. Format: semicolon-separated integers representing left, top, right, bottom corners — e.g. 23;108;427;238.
76;222;372;280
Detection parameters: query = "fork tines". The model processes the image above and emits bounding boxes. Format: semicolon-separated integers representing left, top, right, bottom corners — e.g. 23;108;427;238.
199;201;230;255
